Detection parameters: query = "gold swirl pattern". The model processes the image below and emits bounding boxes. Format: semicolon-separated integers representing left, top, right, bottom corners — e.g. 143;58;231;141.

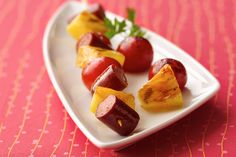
30;88;54;155
173;0;189;45
83;138;89;157
201;0;218;156
152;0;162;33
0;0;235;156
22;0;51;46
192;0;203;61
7;66;46;157
50;110;68;156
184;119;193;157
0;52;30;137
0;0;28;80
0;0;15;26
234;0;236;31
68;126;78;157
216;0;235;156
166;0;177;40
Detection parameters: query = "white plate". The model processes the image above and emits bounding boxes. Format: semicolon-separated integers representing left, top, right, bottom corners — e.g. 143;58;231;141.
43;1;220;149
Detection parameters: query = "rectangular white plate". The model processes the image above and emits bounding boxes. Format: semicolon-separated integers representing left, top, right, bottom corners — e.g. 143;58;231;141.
43;1;220;149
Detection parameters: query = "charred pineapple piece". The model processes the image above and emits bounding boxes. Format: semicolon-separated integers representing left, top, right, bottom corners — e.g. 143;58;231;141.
138;64;183;111
67;11;107;39
90;86;135;113
77;46;125;68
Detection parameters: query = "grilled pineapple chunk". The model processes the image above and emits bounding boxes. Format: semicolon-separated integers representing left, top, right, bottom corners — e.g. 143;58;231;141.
67;11;107;39
77;46;125;68
90;86;135;113
138;64;183;111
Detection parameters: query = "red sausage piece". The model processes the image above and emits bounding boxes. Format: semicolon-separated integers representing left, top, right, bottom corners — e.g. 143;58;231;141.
91;65;128;93
87;3;106;20
96;95;140;136
76;32;112;51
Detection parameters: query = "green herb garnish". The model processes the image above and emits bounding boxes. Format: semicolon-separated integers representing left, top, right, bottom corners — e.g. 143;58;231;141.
127;8;135;23
104;17;127;39
127;8;145;37
104;8;145;39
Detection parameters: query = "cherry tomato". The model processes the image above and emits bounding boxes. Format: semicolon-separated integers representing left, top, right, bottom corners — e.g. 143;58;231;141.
76;32;112;51
82;57;121;90
117;37;153;73
148;58;187;89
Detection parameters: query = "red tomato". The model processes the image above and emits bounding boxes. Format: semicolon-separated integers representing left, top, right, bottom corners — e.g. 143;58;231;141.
82;57;121;90
117;37;153;73
148;58;187;89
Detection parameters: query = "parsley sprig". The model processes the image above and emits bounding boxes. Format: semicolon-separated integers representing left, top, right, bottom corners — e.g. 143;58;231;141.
104;8;145;39
127;8;145;37
104;17;127;39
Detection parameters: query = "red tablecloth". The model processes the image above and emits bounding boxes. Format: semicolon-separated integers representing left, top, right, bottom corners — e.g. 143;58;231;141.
0;0;235;156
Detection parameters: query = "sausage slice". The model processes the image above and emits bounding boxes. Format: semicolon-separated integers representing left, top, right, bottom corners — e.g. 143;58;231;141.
96;95;140;136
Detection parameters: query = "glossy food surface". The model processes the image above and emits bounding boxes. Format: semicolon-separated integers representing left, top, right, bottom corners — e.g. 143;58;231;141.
90;86;135;113
82;57;121;90
87;3;106;20
148;58;187;89
67;11;106;39
77;46;125;68
139;64;183;111
91;64;128;93
96;95;140;136
117;37;153;73
43;1;220;150
76;32;111;51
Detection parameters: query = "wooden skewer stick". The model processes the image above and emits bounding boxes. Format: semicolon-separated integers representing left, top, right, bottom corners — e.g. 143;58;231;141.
82;0;88;7
82;0;88;5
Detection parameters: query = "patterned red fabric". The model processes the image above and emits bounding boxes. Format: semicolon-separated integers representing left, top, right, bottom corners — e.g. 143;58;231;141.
0;0;235;156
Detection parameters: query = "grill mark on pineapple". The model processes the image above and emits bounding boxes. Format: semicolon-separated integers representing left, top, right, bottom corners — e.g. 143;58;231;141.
143;88;153;103
154;86;178;101
96;48;105;52
143;86;178;103
160;87;178;99
89;18;102;23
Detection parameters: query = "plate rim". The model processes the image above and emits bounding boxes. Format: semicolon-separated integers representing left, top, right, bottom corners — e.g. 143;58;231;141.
43;0;220;149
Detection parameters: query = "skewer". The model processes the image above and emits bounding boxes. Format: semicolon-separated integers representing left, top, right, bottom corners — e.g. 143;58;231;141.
80;0;88;9
81;0;88;8
82;0;88;6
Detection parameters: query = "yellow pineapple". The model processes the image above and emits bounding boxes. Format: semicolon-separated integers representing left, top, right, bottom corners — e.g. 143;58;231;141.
90;86;135;113
138;64;183;111
67;11;107;39
77;46;125;68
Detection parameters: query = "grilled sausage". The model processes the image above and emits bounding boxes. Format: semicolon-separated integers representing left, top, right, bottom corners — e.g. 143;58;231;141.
91;65;127;93
96;95;140;136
